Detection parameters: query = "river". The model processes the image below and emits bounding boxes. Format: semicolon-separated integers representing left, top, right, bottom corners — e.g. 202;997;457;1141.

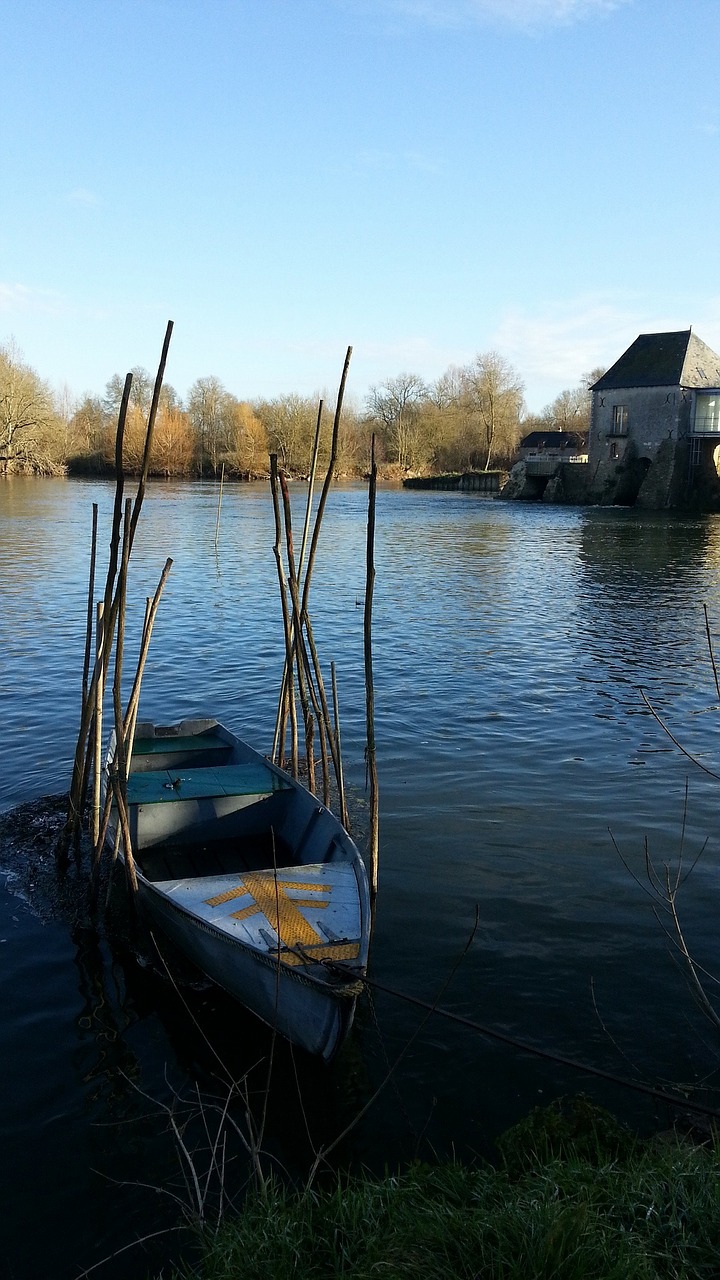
2;477;720;1280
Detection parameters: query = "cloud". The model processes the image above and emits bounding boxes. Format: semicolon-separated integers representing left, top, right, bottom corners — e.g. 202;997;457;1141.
492;297;664;408
67;187;100;207
0;283;66;316
348;0;628;31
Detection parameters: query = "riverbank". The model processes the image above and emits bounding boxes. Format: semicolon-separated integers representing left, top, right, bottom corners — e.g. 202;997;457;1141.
169;1101;720;1279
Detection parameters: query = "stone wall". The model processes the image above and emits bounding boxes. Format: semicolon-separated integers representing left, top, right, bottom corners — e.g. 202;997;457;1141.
586;385;692;504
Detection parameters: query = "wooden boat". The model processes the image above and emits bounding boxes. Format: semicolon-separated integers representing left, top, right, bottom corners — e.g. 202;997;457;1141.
105;717;371;1060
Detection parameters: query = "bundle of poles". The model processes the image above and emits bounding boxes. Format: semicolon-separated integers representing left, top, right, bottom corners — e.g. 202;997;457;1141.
269;346;379;905
56;322;175;898
56;331;379;910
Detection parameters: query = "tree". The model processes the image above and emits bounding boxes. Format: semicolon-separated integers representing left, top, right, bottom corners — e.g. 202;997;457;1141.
365;373;429;470
0;342;58;474
187;375;237;476
254;394;320;475
226;401;268;475
151;404;194;475
534;367;606;437
103;366;155;419
459;352;524;470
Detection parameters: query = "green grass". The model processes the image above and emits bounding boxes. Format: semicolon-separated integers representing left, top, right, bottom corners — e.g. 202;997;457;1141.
168;1102;720;1280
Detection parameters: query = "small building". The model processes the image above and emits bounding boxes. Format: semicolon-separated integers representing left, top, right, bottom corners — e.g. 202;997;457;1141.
518;431;588;471
587;329;720;507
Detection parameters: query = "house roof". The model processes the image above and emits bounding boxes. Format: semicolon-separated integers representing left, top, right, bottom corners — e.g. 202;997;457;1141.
520;431;586;449
592;330;720;391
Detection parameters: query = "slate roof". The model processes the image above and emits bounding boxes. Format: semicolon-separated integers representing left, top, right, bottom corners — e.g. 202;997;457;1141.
520;431;586;449
592;330;720;391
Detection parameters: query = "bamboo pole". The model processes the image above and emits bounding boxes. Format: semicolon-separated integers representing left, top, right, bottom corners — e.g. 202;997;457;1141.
214;462;225;549
128;320;174;549
92;601;104;846
57;374;131;863
269;455;299;776
299;348;351;621
121;558;173;746
364;435;379;911
111;499;139;894
272;400;324;761
300;400;323;570
92;558;173;869
59;323;174;862
331;661;349;830
81;504;98;712
279;469;316;793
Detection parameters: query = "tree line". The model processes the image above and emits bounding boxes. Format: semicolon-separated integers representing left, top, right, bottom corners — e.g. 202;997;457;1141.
0;339;602;480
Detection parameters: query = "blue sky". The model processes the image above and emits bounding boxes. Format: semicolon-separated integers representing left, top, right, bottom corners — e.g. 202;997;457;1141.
1;0;718;413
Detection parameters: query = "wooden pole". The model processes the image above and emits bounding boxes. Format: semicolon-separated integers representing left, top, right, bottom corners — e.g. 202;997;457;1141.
92;601;104;847
128;320;174;550
331;661;349;831
269;455;298;776
364;435;379;911
272;400;323;760
300;348;351;621
122;558;173;745
92;559;173;869
279;469;316;793
58;373;131;863
214;461;225;549
111;499;139;894
59;324;174;864
81;504;98;713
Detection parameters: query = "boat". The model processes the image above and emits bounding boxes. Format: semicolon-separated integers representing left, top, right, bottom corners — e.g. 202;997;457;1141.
105;717;371;1060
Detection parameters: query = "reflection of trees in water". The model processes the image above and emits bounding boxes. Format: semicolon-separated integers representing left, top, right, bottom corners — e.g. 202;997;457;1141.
72;922;144;1108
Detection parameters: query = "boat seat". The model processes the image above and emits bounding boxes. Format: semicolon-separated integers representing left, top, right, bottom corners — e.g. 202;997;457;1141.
126;763;290;806
131;735;233;772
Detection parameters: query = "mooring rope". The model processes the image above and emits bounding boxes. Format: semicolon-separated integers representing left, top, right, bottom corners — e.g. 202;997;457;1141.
353;970;720;1123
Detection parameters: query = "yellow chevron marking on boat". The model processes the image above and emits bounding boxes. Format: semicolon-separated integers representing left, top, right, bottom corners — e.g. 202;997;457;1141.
205;879;326;908
281;941;361;967
205;874;331;950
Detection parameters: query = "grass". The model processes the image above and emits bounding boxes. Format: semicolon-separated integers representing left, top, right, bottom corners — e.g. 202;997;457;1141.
167;1100;720;1280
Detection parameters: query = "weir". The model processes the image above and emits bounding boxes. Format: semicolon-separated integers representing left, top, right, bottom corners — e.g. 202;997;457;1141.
402;470;506;493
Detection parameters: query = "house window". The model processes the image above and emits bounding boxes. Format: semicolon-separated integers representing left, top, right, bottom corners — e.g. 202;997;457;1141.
609;441;619;460
690;439;703;467
611;405;628;435
693;393;720;434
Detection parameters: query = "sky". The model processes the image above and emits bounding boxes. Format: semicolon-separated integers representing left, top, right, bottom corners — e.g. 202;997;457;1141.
1;0;719;414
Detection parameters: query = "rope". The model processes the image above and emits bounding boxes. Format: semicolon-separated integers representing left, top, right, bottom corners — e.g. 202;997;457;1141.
350;970;720;1123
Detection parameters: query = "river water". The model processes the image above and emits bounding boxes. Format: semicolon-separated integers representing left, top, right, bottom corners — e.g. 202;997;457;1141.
2;477;720;1279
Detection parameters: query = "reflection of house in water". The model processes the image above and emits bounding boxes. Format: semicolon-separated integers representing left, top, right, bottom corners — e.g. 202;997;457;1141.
587;330;720;508
503;329;720;509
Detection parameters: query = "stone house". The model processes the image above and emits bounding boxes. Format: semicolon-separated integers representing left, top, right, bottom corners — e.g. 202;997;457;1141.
587;329;720;507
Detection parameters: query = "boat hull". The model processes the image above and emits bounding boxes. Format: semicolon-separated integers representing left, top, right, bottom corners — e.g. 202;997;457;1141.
106;718;370;1060
140;877;356;1059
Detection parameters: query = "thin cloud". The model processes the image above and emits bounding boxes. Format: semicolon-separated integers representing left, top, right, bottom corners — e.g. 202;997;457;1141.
349;0;628;31
492;296;720;410
0;283;66;316
67;187;100;207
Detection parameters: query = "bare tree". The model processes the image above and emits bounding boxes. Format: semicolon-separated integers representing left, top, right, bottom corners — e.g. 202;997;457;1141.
365;373;429;470
534;367;606;437
187;375;232;476
103;366;155;418
459;352;524;470
0;342;57;474
254;394;319;474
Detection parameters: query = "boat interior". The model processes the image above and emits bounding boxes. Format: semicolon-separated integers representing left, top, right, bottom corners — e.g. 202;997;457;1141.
122;723;350;883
